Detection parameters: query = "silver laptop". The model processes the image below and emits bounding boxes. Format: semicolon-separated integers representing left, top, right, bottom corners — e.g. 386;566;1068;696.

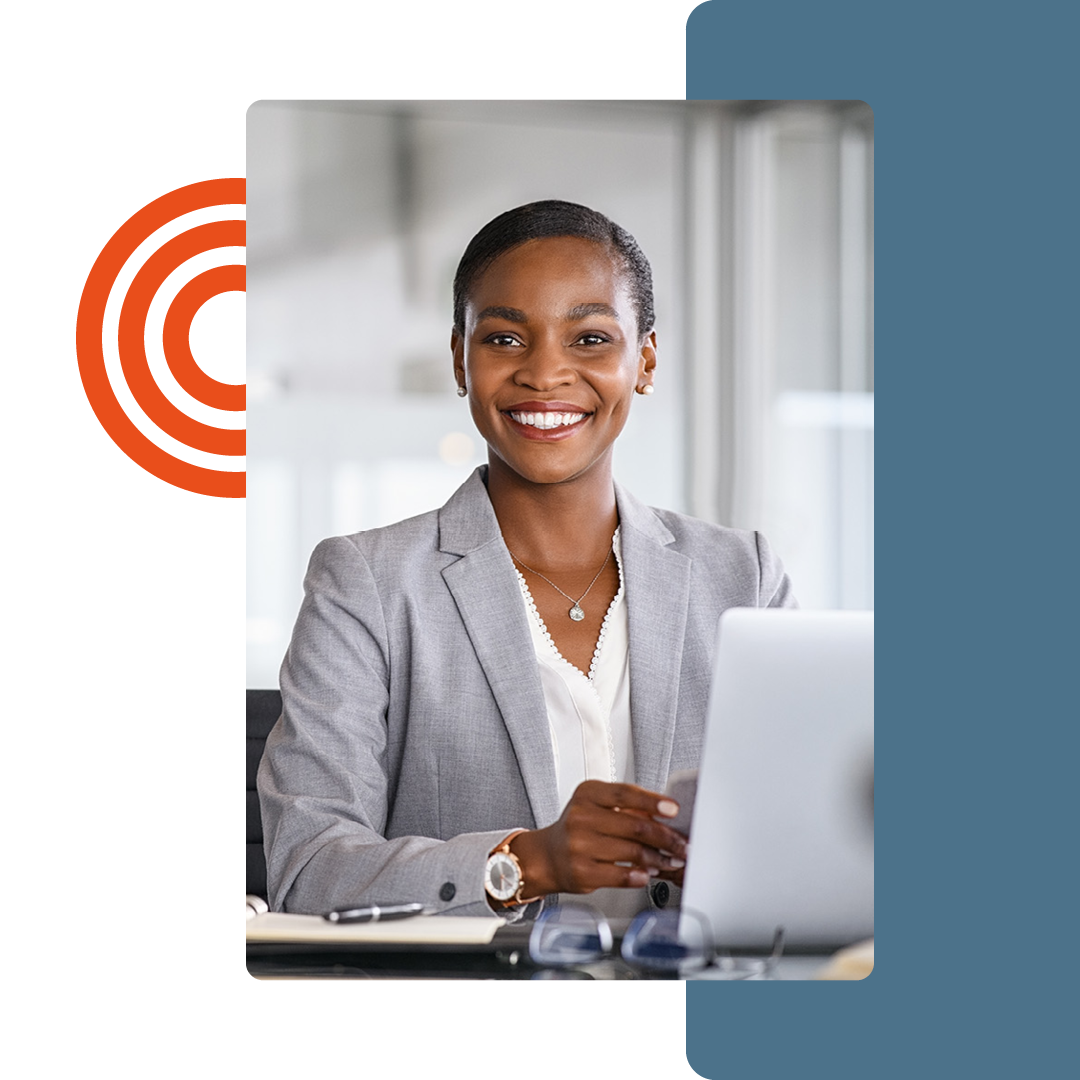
679;609;874;949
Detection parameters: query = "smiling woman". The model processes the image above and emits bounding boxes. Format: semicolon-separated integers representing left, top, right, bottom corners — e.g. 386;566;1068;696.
257;200;797;920
454;233;653;491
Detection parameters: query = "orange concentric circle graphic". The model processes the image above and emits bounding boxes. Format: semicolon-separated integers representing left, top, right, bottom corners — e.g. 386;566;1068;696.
76;179;246;498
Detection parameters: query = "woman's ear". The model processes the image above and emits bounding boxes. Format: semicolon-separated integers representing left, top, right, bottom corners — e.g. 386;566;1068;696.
638;330;657;393
451;329;465;389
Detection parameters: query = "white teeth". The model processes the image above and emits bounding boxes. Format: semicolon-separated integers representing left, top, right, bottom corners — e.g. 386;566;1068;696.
510;411;586;430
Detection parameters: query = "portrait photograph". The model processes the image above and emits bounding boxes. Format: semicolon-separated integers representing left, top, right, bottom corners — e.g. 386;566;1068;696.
244;98;874;978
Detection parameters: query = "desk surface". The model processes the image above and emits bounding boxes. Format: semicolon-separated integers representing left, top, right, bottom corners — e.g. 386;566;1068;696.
247;923;841;980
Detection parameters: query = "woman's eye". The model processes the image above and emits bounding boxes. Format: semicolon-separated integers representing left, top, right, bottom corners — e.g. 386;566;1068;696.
575;333;610;346
485;333;523;347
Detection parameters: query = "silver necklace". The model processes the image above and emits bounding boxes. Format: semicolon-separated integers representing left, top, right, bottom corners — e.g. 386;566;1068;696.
509;545;613;622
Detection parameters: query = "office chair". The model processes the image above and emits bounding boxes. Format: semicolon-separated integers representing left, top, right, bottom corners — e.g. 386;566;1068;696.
246;689;281;902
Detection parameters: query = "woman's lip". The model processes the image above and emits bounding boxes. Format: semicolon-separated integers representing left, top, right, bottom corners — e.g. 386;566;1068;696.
502;411;590;441
503;401;588;413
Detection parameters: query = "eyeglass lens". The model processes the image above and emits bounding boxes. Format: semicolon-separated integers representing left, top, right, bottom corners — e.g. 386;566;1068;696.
621;909;713;973
529;903;714;974
529;904;614;966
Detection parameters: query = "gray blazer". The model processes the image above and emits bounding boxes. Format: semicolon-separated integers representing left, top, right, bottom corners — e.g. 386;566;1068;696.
258;467;795;914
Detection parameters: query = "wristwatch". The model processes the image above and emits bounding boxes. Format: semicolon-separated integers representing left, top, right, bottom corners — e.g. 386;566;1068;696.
484;835;537;905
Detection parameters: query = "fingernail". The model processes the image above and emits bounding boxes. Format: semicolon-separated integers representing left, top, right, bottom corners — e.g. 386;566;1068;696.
667;858;685;869
657;799;679;818
648;867;660;877
629;870;649;887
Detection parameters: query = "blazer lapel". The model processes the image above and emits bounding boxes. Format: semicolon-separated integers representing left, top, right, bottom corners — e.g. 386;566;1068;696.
616;484;692;793
438;470;562;828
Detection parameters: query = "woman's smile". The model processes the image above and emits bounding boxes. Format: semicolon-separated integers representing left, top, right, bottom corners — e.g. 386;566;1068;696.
503;400;591;439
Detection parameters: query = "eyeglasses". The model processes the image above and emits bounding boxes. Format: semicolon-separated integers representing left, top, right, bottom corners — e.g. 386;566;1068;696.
528;902;786;978
528;903;718;976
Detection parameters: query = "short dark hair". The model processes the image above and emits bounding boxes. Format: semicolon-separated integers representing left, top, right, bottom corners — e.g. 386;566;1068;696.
452;200;655;340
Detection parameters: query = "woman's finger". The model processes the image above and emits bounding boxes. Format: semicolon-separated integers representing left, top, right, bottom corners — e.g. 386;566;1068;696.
571;782;687;854
653;865;686;889
580;804;688;858
583;835;686;872
578;779;680;819
564;859;656;892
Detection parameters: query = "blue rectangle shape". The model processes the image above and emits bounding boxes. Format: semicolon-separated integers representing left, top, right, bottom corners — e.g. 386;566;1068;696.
685;1;1077;1076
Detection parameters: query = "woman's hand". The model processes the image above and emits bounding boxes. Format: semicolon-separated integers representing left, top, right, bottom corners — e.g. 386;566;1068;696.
508;780;688;896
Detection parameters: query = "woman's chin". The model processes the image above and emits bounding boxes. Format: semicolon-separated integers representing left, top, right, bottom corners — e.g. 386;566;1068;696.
488;449;611;489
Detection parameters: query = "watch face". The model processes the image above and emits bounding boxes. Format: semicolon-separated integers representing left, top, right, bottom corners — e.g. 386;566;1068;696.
485;852;520;902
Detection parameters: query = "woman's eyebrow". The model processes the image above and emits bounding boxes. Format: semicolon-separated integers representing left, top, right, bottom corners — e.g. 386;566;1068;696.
476;305;527;323
565;302;620;321
475;302;621;323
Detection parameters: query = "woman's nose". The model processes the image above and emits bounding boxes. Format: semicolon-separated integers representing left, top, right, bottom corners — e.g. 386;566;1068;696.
513;338;574;389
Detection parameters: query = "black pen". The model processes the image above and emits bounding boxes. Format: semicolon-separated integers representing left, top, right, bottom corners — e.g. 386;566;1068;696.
323;902;429;924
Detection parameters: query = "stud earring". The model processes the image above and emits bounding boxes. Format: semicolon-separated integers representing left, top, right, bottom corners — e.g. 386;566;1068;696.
640;384;654;396
457;385;467;397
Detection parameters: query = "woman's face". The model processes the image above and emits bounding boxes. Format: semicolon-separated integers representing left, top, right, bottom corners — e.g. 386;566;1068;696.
452;236;656;488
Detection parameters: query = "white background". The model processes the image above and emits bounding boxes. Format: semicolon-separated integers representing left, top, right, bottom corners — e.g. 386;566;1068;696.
4;2;704;1077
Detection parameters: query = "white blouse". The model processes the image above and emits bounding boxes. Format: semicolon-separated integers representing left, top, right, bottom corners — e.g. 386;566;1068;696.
514;528;635;809
513;530;658;918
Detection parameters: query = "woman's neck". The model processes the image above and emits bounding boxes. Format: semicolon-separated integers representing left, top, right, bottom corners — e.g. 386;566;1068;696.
485;454;619;570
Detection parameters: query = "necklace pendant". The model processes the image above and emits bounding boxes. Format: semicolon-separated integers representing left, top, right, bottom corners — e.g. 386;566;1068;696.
569;604;585;622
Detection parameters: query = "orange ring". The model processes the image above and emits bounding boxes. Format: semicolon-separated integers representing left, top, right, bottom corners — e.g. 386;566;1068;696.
118;220;245;455
163;265;246;412
76;179;246;498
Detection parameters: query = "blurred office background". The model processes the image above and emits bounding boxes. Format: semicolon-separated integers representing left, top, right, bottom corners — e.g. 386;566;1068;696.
247;100;874;688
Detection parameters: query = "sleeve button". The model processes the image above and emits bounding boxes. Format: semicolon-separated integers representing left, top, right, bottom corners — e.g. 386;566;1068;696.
439;882;456;902
650;881;670;908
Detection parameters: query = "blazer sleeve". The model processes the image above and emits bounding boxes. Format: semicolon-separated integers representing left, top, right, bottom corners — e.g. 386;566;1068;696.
756;530;798;608
257;536;514;916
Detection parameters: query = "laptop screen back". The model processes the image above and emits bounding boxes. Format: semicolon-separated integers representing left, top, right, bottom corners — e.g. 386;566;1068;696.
680;609;874;949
